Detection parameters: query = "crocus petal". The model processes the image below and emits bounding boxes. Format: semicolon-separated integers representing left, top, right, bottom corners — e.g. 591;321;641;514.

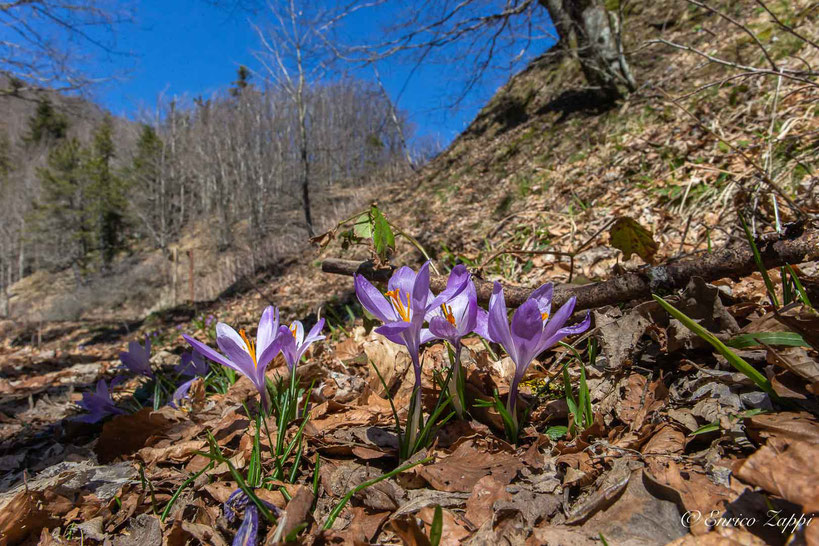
538;310;591;351
457;285;479;336
410;262;431;314
119;351;152;377
255;306;279;358
510;299;545;374
216;323;251;356
183;334;243;374
290;321;305;346
487;282;517;363
170;378;195;408
256;328;285;370
190;351;208;375
427;263;470;311
387;265;417;297
175;352;193;375
96;379;109;397
537;296;577;351
354;275;396;322
376;320;414;338
293;318;325;366
232;504;259;546
216;323;257;377
420;328;437;345
429;316;460;345
474;307;491;340
529;283;554;320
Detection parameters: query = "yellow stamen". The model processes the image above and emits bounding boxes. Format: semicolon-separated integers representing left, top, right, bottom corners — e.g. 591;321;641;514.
441;303;456;326
385;289;412;322
290;324;298;338
541;311;549;321
239;329;257;367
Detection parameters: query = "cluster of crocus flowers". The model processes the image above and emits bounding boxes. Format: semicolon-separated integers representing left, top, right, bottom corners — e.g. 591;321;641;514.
356;262;469;449
183;306;324;412
356;262;589;444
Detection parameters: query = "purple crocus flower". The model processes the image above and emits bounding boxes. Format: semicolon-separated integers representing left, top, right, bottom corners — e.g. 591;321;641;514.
183;306;284;411
175;351;209;376
76;379;127;423
279;319;326;371
485;282;590;435
119;336;153;378
224;489;280;546
424;265;479;417
355;261;468;448
170;351;209;408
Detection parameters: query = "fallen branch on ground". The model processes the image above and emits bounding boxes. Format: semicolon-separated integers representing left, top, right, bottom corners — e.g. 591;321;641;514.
321;225;819;310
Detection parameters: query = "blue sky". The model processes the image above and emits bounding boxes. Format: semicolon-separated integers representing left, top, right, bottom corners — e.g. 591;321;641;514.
91;1;555;146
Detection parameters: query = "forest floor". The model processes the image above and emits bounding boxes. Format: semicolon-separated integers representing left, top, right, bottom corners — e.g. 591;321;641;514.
2;0;819;544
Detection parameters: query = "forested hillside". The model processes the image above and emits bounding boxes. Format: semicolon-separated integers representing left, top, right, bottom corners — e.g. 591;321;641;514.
1;74;413;320
1;0;818;545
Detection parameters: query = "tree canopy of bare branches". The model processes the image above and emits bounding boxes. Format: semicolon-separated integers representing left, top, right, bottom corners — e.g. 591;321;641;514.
0;0;130;94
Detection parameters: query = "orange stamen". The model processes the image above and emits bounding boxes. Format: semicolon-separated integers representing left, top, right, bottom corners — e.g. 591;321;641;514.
290;324;298;337
239;328;257;367
541;311;549;321
441;303;456;326
385;289;412;322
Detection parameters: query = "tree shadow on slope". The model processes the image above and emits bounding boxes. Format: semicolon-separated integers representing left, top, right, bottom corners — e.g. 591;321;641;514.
535;88;618;124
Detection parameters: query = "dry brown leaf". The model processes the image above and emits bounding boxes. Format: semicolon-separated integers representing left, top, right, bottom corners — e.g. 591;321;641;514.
418;505;471;546
665;526;768;545
96;407;179;464
646;460;732;535
389;513;432;546
166;519;228;546
0;491;62;545
417;441;522;493
744;411;819;448
465;475;510;528
735;441;819;512
275;486;315;541
346;507;390;543
137;439;206;465
766;346;819;383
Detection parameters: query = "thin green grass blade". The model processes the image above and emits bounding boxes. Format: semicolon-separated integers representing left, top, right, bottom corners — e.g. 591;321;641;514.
322;457;432;530
429;505;443;546
786;265;812;307
739;214;779;308
653;295;776;397
725;332;808;348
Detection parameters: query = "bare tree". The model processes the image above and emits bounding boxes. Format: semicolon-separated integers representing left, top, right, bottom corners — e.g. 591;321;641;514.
254;0;327;237
323;0;635;104
540;0;635;99
0;0;130;94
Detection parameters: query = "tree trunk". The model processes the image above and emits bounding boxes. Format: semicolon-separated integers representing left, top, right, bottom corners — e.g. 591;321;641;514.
540;0;636;101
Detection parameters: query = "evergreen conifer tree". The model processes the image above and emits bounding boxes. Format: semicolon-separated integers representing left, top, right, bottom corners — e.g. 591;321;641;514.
23;99;68;146
34;138;94;269
87;115;127;266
